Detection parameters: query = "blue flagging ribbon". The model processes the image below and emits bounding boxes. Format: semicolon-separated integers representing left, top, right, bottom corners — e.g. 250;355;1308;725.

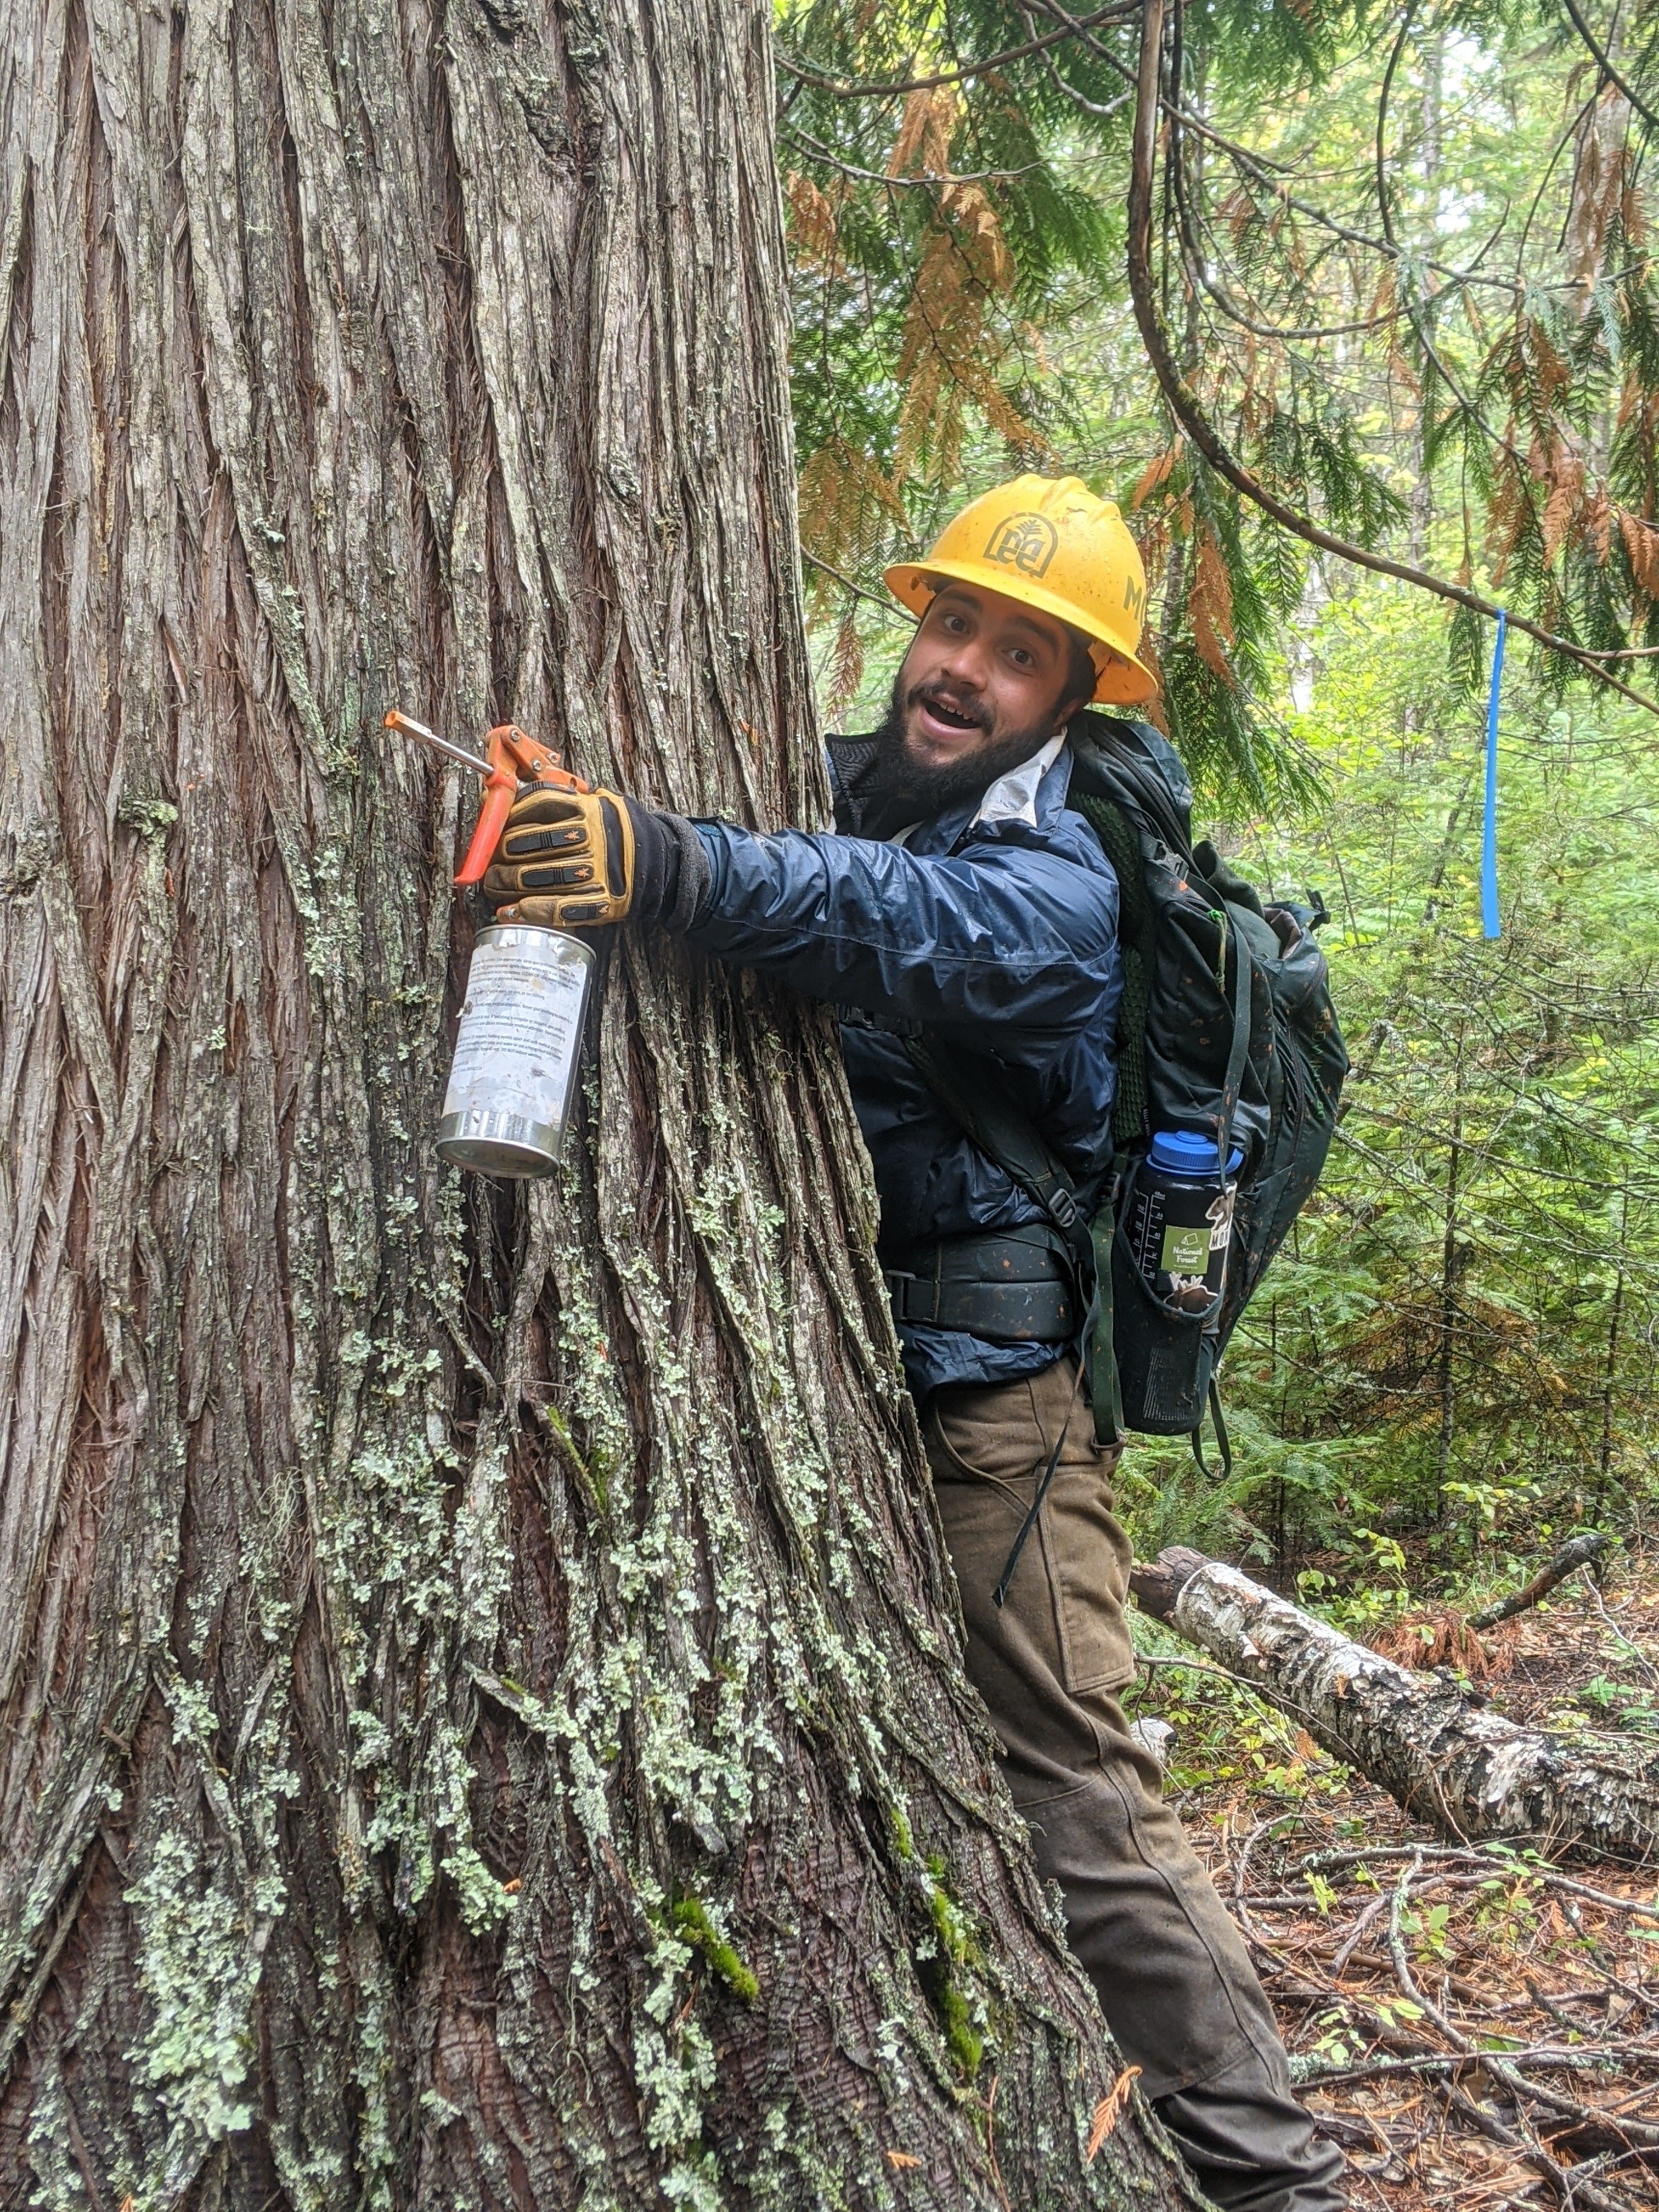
1481;608;1506;940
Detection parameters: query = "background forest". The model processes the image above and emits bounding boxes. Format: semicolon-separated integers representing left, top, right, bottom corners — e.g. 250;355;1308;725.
776;0;1659;1595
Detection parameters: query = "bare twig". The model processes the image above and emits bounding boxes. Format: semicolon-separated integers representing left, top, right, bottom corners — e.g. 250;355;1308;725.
1469;1533;1614;1629
774;6;1137;100
1304;1843;1659;1921
1578;1573;1659;1688
1331;1889;1391;1975
1435;2076;1641;2212
1299;2042;1659;2087
781;131;1046;188
802;549;894;614
1374;3;1516;463
1384;1853;1659;2159
1556;0;1659;134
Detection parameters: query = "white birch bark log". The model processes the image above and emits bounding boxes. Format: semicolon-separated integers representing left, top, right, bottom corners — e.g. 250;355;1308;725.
1133;1550;1659;1859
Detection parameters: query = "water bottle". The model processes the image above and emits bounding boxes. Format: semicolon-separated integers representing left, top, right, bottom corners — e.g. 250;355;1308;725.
1113;1130;1243;1435
1124;1130;1243;1311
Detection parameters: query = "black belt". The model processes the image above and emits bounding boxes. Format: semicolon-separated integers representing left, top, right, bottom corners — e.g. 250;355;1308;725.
883;1225;1076;1344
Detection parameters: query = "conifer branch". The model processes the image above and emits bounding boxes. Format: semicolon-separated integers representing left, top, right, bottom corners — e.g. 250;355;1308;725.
1025;0;1538;302
775;4;1137;101
1126;0;1659;721
1556;0;1659;135
802;549;894;612
1173;221;1399;342
1018;8;1135;120
782;129;1045;188
1157;16;1518;417
1374;8;1517;463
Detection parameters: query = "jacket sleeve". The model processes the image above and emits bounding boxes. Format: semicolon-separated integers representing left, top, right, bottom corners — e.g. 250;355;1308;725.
679;821;1119;1047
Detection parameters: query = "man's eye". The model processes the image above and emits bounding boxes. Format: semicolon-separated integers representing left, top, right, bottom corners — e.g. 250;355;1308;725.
1009;647;1033;669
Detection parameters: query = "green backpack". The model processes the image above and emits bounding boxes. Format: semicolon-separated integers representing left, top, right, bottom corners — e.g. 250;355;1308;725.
909;712;1348;1595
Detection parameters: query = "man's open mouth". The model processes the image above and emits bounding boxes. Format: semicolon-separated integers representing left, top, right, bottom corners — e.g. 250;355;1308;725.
915;691;988;736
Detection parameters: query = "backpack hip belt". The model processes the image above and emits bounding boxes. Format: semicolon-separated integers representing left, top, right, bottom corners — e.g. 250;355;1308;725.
883;1224;1077;1344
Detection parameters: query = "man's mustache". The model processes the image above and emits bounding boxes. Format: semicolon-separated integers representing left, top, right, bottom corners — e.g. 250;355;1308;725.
908;681;992;735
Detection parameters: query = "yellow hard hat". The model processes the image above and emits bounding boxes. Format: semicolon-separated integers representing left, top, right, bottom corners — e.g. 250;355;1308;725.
884;473;1158;706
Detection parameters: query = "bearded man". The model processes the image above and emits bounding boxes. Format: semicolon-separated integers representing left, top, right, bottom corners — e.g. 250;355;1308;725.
485;476;1345;2212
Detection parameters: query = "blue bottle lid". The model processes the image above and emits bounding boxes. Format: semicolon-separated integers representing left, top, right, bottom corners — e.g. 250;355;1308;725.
1147;1130;1244;1176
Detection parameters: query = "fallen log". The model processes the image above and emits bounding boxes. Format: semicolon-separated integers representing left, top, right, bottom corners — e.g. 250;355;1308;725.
1130;1548;1659;1861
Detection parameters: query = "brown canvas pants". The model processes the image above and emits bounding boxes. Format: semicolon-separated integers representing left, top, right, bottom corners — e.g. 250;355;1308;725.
924;1359;1345;2212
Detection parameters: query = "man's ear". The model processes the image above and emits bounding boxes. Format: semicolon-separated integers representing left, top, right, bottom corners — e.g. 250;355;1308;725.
1057;630;1100;725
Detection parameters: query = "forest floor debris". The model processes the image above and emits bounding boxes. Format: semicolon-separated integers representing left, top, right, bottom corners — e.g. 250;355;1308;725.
1130;1561;1659;2208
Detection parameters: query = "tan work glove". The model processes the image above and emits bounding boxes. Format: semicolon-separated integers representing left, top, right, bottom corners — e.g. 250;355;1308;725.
483;785;638;928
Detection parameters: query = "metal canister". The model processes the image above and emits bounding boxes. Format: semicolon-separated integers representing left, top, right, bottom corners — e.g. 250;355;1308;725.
436;923;595;1177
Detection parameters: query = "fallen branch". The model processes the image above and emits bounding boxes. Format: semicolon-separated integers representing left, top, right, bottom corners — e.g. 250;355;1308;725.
1469;1532;1613;1629
1221;1799;1659;2211
1130;1548;1659;1859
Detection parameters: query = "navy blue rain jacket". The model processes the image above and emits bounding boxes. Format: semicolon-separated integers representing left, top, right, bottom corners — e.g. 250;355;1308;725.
682;733;1122;1401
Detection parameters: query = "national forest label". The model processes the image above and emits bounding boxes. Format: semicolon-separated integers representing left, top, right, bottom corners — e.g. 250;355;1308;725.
1160;1223;1212;1274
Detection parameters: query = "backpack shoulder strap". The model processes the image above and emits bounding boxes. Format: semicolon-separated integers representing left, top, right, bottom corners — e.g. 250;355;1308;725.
1069;714;1196;851
902;1034;1085;1242
901;1031;1119;1436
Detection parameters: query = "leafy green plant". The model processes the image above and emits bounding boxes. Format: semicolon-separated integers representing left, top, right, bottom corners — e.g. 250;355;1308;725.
1304;1872;1340;1917
1577;1677;1659;1734
1402;1901;1454;1965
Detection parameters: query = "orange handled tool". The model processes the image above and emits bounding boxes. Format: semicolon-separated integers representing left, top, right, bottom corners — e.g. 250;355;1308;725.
383;711;592;886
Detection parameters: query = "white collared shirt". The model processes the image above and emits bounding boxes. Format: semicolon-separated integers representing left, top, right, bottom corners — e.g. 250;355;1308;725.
970;732;1065;830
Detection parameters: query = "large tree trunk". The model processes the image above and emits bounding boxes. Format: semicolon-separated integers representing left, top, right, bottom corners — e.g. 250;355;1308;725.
0;4;1203;2206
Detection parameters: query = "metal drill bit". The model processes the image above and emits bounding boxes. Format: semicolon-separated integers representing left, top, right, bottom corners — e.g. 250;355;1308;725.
383;709;495;780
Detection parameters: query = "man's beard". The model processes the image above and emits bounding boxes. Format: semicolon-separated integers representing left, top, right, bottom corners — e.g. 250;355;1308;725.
866;674;1060;832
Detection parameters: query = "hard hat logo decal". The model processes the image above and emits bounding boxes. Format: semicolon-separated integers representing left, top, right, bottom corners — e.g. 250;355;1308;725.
984;511;1059;580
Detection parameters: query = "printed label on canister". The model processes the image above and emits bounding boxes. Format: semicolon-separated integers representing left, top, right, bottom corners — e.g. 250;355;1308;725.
442;932;590;1133
1159;1223;1212;1274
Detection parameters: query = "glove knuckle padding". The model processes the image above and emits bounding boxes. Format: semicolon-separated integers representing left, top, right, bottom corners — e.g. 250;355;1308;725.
502;823;586;857
522;862;592;889
489;782;636;928
510;785;585;822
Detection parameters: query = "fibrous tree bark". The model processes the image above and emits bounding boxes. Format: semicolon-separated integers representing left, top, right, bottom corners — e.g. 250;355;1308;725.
1133;1549;1659;1860
0;4;1207;2207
